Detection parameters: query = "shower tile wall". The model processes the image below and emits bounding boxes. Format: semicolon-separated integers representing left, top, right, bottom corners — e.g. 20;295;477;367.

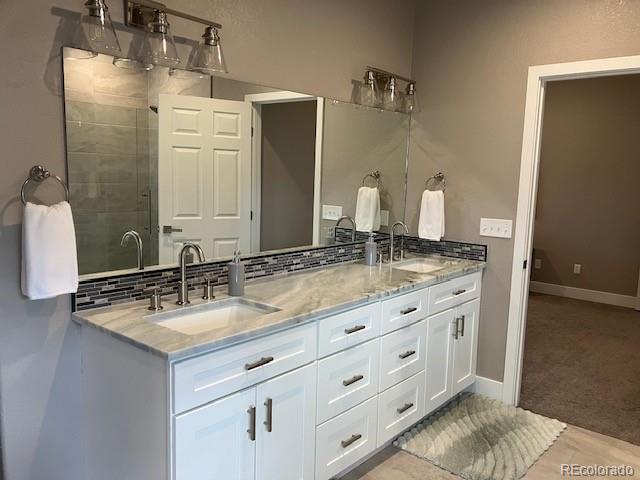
64;54;150;274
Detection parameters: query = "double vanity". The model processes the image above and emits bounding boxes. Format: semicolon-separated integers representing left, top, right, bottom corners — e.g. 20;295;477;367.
74;255;484;480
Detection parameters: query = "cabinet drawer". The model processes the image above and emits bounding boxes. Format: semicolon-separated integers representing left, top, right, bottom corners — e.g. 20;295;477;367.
316;339;380;424
317;303;381;358
377;372;425;447
428;272;482;315
173;323;317;413
381;288;429;335
379;320;426;392
315;396;378;480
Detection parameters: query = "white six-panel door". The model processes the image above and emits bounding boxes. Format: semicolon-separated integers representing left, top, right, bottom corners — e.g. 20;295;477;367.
174;387;255;480
255;364;317;480
158;94;252;263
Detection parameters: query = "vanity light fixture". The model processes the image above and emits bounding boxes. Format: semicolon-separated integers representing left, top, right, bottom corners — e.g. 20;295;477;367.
122;0;226;74
188;26;228;74
80;0;121;55
359;66;418;114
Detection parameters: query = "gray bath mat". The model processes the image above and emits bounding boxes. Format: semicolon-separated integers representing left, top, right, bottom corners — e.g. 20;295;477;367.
393;393;566;480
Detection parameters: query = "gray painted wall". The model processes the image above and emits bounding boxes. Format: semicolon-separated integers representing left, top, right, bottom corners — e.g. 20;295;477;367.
408;0;640;381
0;1;415;479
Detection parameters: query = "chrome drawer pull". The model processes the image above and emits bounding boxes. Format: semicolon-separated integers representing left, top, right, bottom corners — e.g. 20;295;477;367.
245;356;274;370
247;406;256;441
400;306;418;315
341;433;362;448
452;289;467;296
344;324;366;335
342;374;364;386
264;398;273;433
396;402;414;414
398;349;416;360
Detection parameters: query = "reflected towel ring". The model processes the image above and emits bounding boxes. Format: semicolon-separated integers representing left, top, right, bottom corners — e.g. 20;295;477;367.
21;165;70;206
425;172;446;192
362;170;382;188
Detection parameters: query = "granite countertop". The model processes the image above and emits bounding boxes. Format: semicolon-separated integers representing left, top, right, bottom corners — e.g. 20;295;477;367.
72;255;486;361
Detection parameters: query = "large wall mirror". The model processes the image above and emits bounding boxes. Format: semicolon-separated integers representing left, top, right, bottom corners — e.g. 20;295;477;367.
62;47;410;276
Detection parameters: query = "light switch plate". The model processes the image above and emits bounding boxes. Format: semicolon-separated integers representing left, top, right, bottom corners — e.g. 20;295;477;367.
480;218;513;238
380;210;389;227
322;205;343;221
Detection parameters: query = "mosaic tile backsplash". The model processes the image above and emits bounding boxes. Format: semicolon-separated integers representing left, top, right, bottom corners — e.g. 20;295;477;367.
74;235;487;312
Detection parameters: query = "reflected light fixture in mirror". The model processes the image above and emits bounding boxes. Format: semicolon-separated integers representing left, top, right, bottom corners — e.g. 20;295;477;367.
404;82;419;114
142;10;180;68
113;35;154;70
80;0;121;55
382;76;400;111
359;70;380;108
188;26;228;75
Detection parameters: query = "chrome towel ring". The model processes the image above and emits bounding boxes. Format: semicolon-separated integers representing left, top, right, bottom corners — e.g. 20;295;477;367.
20;165;70;205
362;170;382;188
425;172;446;191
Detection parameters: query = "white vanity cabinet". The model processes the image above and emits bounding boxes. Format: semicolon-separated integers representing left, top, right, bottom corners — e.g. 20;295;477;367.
80;270;482;480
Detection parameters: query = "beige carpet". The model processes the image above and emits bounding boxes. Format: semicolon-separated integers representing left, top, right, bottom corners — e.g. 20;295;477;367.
394;394;565;480
520;293;640;445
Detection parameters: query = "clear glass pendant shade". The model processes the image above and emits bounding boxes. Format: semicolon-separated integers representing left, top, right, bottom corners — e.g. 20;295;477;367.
382;76;400;111
188;26;227;74
142;11;180;68
403;82;419;114
113;35;153;71
359;70;380;108
80;0;121;55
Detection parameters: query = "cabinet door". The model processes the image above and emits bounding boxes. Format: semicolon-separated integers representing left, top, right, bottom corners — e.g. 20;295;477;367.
174;388;256;480
451;298;480;396
256;364;317;480
424;308;455;415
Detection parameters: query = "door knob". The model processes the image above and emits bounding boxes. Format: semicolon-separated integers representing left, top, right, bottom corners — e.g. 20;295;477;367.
162;225;183;234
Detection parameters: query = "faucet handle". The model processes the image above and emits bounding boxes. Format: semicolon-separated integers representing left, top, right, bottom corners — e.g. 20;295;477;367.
148;288;163;311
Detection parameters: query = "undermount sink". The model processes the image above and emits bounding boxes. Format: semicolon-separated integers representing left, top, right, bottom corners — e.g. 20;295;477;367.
392;257;457;274
145;297;281;336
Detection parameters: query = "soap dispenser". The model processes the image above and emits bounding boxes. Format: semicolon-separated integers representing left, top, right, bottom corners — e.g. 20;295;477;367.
365;233;377;266
228;250;245;296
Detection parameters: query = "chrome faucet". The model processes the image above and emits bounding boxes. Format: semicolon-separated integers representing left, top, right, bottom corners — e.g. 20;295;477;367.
335;215;356;242
389;221;409;263
177;242;206;305
120;230;144;270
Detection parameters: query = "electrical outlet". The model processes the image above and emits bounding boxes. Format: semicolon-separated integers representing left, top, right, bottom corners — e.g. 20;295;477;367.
380;210;389;227
534;258;542;269
573;263;582;275
322;205;342;221
480;218;513;238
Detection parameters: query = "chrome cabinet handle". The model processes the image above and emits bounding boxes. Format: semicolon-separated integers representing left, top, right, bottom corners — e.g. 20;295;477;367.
344;324;366;335
162;225;183;234
341;433;362;448
400;307;417;315
245;356;274;370
398;350;416;360
342;374;364;386
453;289;467;296
452;318;459;340
396;402;414;414
247;406;256;441
460;315;466;337
264;398;273;433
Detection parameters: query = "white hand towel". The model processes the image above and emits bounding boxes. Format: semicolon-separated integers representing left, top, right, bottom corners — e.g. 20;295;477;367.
418;190;445;241
355;186;381;232
22;201;79;300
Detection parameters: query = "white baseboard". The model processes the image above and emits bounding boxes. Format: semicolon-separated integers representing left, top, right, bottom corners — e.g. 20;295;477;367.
472;376;504;401
530;281;638;309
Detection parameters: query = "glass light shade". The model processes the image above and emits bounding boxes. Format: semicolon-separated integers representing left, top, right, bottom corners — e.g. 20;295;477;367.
142;12;180;68
403;82;419;114
63;46;97;60
188;26;228;75
382;77;400;111
359;71;380;108
113;35;153;71
80;0;121;55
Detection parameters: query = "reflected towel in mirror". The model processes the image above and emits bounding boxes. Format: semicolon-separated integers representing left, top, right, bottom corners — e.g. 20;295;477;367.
355;186;381;232
21;201;79;300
